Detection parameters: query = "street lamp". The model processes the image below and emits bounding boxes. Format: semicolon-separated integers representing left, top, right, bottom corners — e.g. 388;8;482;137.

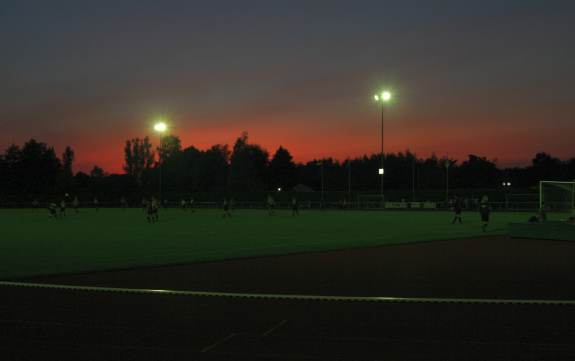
154;121;168;202
503;181;512;209
374;90;392;201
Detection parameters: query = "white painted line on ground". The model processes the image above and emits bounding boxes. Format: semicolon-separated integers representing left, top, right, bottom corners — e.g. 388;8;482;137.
1;281;575;306
201;333;236;353
262;319;287;337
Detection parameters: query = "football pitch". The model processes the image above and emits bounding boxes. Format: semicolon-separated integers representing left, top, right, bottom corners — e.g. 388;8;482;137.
0;208;541;279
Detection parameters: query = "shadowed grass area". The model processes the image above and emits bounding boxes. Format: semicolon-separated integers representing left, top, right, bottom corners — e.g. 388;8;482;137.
0;208;538;279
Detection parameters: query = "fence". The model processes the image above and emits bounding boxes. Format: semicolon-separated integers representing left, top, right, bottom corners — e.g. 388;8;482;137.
0;198;537;212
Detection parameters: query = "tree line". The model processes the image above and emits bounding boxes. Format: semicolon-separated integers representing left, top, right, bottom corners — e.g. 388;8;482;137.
1;133;574;202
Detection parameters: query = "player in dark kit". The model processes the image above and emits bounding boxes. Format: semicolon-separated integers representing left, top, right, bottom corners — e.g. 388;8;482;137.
146;197;159;223
222;198;232;218
72;196;80;214
48;203;59;219
120;196;128;210
452;196;463;224
266;194;275;215
479;195;490;232
59;200;67;217
291;197;299;216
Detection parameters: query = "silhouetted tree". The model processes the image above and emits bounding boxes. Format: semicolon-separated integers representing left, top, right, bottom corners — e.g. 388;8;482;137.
74;172;91;188
123;137;155;184
456;154;500;188
90;165;106;178
269;146;296;190
10;139;62;195
61;146;75;191
162;145;202;194
529;152;564;182
229;132;269;191
199;144;230;191
157;135;182;163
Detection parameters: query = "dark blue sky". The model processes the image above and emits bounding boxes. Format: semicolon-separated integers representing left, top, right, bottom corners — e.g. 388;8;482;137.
2;0;574;172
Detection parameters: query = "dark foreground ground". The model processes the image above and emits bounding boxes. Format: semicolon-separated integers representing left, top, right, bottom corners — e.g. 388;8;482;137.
2;236;575;360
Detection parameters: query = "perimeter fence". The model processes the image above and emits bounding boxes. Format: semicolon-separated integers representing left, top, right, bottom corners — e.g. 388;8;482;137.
0;190;540;212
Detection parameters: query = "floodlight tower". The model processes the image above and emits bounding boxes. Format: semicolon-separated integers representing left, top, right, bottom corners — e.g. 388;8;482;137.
318;160;325;206
445;159;451;204
374;90;392;200
154;121;168;202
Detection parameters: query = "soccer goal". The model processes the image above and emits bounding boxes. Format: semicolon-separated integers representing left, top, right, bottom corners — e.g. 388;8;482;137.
539;181;575;216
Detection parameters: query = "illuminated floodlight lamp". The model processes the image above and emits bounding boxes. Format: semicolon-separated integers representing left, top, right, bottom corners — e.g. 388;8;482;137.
374;90;393;103
381;91;392;102
378;168;384;175
154;121;167;133
277;187;282;192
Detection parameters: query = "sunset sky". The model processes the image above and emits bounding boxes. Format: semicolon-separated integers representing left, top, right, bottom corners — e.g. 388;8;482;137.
1;0;574;173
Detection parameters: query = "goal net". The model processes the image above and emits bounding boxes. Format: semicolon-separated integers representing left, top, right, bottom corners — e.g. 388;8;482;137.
539;181;575;216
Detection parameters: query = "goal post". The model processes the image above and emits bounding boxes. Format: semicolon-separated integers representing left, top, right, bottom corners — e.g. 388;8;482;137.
539;181;575;216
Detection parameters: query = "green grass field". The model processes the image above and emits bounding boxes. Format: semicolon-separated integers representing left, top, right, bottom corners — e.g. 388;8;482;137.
0;208;543;279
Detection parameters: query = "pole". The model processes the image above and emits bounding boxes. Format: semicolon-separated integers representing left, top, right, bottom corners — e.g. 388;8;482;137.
412;159;415;202
159;134;163;202
321;160;324;204
445;162;449;204
347;160;351;197
380;102;384;200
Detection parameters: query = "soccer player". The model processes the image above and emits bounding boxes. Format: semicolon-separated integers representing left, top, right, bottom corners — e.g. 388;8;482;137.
291;197;299;216
222;197;232;218
180;198;187;211
538;208;547;222
72;196;80;214
120;196;128;210
93;197;99;211
479;195;490;232
59;199;67;217
189;197;195;213
32;198;39;211
141;198;148;212
147;197;159;223
452;195;463;224
48;203;59;219
266;194;275;216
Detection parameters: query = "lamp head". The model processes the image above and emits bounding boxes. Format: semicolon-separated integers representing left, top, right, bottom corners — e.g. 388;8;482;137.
381;91;392;102
374;90;392;103
154;122;167;133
